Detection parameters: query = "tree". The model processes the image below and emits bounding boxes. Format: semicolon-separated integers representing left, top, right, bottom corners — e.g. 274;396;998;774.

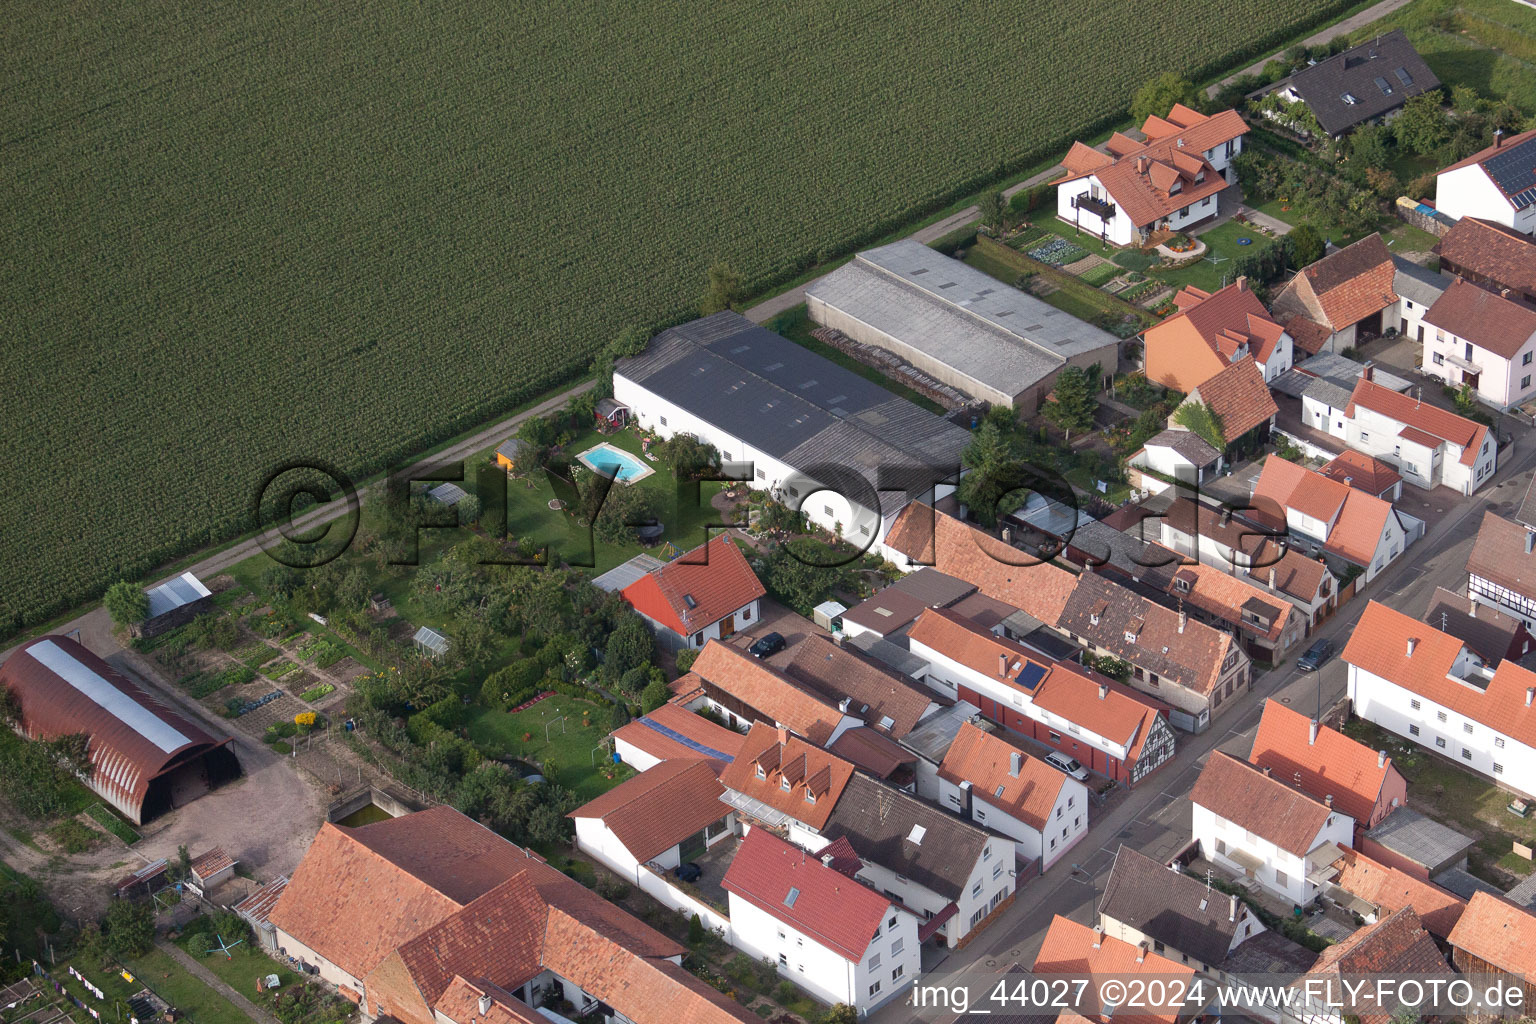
1131;73;1198;126
674;648;699;673
587;483;661;546
1346;123;1393;170
822;1006;859;1024
656;433;721;479
699;261;744;314
1172;400;1225;451
103;899;155;959
259;564;300;601
1041;366;1096;438
688;913;706;945
1289;225;1325;268
605;616;654;683
608;702;631;731
104;581;147;626
978;191;1007;233
641;677;671;713
516;413;559;453
956;420;1020;526
1393;91;1450;155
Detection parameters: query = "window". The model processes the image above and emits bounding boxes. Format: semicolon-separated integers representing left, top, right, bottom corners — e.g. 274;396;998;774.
756;468;766;479
1068;796;1074;807
659;416;668;426
1410;699;1421;710
781;777;791;791
778;953;787;966
804;790;816;804
888;915;897;929
869;981;882;998
892;964;905;981
777;930;786;941
1409;724;1420;736
1524;376;1532;391
1153;940;1165;953
972;882;982;898
1525;352;1533;366
1274;869;1288;887
870;953;881;970
1049;730;1062;742
1062;827;1069;838
1496;737;1506;748
1050;838;1057;850
1056;807;1063;819
1436;737;1446;748
1074;817;1081;828
1464;722;1474;734
1216;838;1227;855
949;793;961;807
755;765;766;779
982;846;991;860
1437;711;1448;722
1360;432;1370;442
891;938;904;956
1494;762;1505;775
1462;748;1472;760
1179;206;1190;218
993;864;1003;880
970;908;986;928
859;524;871;536
823;505;835;518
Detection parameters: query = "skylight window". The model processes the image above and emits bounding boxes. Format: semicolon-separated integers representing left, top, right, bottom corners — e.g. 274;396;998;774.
1374;76;1393;95
784;887;800;908
907;825;926;845
879;715;895;730
995;784;1006;798
683;594;697;609
1394;67;1414;87
1342;92;1360;105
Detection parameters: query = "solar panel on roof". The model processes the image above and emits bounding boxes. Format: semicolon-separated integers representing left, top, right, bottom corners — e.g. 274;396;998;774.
1016;661;1048;690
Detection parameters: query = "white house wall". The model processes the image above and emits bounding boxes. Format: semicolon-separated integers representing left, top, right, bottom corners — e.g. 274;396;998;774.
1423;323;1536;410
1436;164;1536;235
1191;803;1353;907
1347;663;1536;797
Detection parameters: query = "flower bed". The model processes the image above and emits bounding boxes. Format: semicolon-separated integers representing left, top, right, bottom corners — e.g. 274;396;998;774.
300;682;336;702
510;690;557;714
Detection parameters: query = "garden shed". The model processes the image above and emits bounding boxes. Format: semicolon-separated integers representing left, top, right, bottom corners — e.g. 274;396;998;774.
413;626;450;658
494;437;532;472
134;571;214;639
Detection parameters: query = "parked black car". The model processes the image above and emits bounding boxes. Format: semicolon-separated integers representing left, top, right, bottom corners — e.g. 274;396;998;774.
673;862;702;883
748;632;786;659
1297;638;1334;672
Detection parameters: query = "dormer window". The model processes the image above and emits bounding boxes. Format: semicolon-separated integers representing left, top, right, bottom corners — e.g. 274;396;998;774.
755;765;766;780
805;790;816;804
781;777;791;791
1125;631;1138;644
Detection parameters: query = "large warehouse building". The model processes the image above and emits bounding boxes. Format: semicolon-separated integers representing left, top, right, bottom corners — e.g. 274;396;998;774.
805;240;1121;411
614;311;971;547
0;636;241;824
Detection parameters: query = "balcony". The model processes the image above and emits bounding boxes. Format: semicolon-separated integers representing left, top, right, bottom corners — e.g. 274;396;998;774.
1072;194;1116;221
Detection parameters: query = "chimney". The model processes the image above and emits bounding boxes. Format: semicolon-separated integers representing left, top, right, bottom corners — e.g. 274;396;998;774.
1378;750;1387;769
1260;765;1272;776
1525;529;1535;555
839;697;851;713
1325;795;1334;813
1179;609;1187;634
1470;595;1478;617
1098;682;1109;700
821;852;835;867
1344;476;1353;488
1136;156;1148;174
999;653;1009;677
777;726;789;746
1236;275;1248;290
1527;687;1534;707
1406;637;1418;657
1362;362;1374;383
1269;567;1277;589
1009;751;1022;777
478;995;492;1016
1135;945;1147;963
1309;719;1319;745
1220;508;1231;526
1495;128;1505;148
1229;894;1238;922
1093;930;1104;949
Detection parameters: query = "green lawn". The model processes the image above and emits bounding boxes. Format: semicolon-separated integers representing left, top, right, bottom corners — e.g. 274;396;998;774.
1356;0;1536;114
1344;717;1536;883
46;950;252;1024
175;918;301;1007
464;695;631;800
1150;220;1277;293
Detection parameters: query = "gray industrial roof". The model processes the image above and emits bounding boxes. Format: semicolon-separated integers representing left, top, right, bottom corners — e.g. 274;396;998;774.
1296;352;1411;393
846;632;930;678
1517;472;1536;530
1431;866;1505;901
591;553;665;593
144;572;212;619
1144;428;1221;466
897;701;987;765
1502;871;1536;910
842;569;977;636
806;240;1120;398
1272;368;1355;410
1365;807;1474;872
1392;256;1451;309
616;312;972;506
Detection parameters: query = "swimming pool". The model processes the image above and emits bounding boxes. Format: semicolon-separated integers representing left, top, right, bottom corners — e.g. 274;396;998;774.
577;442;654;484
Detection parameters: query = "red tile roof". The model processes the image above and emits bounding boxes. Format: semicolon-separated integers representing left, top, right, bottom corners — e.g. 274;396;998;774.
268;808;537;979
691;641;844;744
906;607;1055;694
1249;699;1399;826
784;634;934;737
1273;234;1397;332
190;847;235;882
827;726;917;779
716;722;855;831
1467;509;1536;599
1150;548;1293;644
609;700;746;770
1150;278;1288;369
1032;916;1196;1024
433;978;543;1024
1190;751;1340;856
1347;375;1489;466
721;828;891;962
1280;314;1335;356
1331;849;1466;938
1435;217;1536;295
1307;906;1453;1023
1425;277;1536;359
1343;600;1536;750
1251;454;1394;567
881;505;1080;627
1185;357;1278;442
1054;107;1249;229
567;759;727;862
938;722;1067;830
1448;890;1536;977
621;536;765;637
1320;450;1401;497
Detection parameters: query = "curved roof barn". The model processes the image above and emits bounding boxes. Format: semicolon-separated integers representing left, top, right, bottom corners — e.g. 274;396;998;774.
0;635;240;824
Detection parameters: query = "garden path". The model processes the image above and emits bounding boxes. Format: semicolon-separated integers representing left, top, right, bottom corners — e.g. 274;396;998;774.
156;941;277;1024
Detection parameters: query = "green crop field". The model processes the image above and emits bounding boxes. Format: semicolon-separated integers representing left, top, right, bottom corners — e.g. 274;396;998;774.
1;0;1362;635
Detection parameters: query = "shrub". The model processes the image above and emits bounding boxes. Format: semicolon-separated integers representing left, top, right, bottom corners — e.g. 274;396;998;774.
50;819;99;853
186;933;213;958
688;913;706;945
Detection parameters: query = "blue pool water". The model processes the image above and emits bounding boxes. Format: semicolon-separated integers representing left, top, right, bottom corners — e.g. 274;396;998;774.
579;444;648;483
